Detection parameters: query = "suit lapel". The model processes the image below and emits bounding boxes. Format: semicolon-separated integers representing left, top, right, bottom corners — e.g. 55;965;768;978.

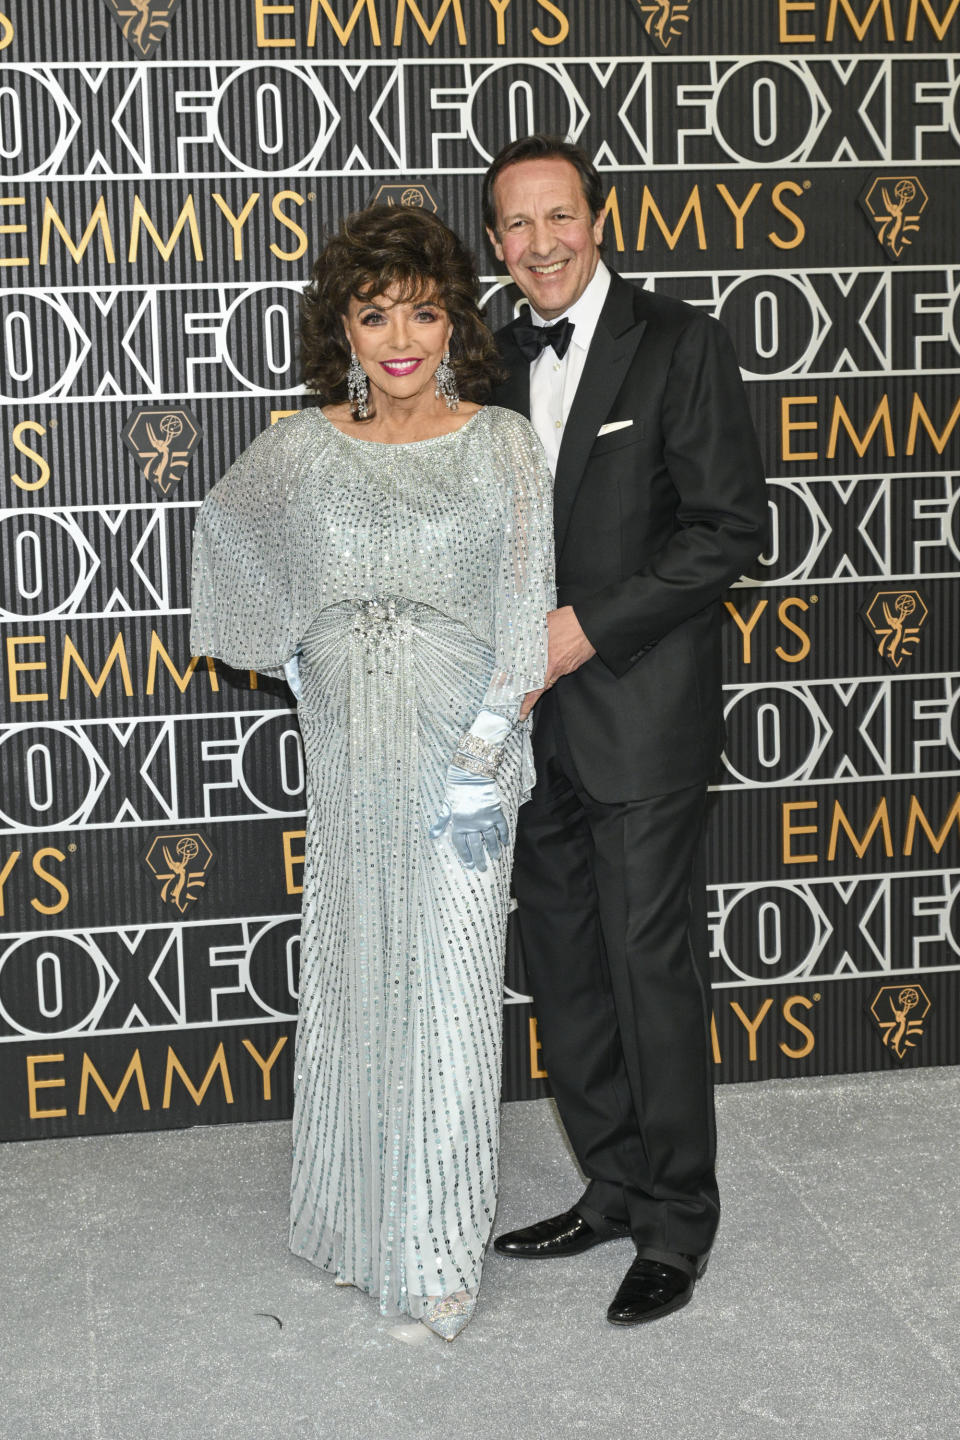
553;277;647;559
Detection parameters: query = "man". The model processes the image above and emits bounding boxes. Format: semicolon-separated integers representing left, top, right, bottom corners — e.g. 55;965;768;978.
484;136;767;1325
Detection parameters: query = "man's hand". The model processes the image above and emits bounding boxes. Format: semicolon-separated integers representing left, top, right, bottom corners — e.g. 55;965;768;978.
520;688;545;719
545;606;596;686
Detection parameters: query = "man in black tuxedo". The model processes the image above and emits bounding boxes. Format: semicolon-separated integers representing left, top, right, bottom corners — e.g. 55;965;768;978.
485;136;768;1325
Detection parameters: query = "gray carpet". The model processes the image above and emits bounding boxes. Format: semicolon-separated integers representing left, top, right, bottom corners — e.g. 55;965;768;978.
2;1069;958;1440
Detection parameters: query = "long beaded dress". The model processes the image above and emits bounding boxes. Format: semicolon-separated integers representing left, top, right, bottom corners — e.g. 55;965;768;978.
190;405;554;1334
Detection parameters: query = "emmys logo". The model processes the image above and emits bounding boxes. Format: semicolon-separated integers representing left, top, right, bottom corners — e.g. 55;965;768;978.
369;183;439;213
123;406;201;497
859;590;928;671
860;176;928;260
636;1;694;51
870;984;931;1060
102;0;182;58
144;833;213;914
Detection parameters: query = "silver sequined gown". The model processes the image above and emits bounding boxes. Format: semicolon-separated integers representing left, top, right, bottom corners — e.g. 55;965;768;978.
190;406;554;1327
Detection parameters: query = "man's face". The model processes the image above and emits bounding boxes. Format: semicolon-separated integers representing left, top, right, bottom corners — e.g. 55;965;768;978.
487;157;605;320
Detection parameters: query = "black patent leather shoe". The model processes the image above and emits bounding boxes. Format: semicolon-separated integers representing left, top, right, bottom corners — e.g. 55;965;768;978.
493;1207;631;1259
606;1248;710;1326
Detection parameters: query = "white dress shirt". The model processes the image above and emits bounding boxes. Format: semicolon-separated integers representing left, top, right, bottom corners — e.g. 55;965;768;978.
527;261;612;477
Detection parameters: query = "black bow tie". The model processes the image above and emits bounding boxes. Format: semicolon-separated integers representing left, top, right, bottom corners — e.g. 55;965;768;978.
513;317;575;363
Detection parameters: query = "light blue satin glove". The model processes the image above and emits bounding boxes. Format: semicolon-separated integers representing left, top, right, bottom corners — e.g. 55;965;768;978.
429;765;509;872
283;650;303;702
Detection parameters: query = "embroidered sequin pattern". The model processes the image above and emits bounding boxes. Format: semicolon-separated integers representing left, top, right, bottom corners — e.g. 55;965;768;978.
190;407;554;1330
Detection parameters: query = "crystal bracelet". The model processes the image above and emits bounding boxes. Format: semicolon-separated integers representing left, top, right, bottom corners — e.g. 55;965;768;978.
453;730;507;779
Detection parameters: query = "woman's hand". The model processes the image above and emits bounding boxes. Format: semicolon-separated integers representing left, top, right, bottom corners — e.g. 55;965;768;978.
429;709;512;870
429;767;509;871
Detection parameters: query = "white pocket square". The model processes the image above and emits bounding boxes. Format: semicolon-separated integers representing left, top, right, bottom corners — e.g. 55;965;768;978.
597;420;633;437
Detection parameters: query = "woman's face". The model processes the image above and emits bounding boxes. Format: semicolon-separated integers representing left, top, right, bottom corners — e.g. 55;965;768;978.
342;285;454;408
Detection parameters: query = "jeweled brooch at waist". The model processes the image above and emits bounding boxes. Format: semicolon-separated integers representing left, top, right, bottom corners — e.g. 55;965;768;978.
349;598;418;641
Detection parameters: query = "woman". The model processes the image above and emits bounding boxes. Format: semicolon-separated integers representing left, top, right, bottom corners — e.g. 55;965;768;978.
190;206;554;1339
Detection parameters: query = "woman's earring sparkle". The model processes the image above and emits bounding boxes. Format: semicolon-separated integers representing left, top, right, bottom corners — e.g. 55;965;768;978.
347;351;370;419
434;351;459;411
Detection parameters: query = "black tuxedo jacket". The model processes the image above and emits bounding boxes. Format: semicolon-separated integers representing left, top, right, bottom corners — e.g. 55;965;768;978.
494;272;768;802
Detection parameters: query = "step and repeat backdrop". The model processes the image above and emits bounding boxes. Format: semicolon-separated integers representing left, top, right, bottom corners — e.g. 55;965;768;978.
1;0;959;1140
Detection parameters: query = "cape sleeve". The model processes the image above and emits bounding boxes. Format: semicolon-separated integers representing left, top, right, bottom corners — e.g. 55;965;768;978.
481;411;556;721
189;420;303;678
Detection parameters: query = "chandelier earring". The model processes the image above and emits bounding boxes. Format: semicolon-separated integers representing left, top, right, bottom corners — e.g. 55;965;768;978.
434;350;459;411
347;351;370;419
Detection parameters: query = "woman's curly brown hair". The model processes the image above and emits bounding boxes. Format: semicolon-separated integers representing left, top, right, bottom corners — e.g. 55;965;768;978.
301;206;504;417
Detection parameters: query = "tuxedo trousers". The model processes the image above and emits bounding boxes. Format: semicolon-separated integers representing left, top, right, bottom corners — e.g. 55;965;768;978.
512;689;720;1257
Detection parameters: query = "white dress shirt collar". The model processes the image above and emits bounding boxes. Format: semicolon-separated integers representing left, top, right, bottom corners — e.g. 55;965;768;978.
525;262;613;477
